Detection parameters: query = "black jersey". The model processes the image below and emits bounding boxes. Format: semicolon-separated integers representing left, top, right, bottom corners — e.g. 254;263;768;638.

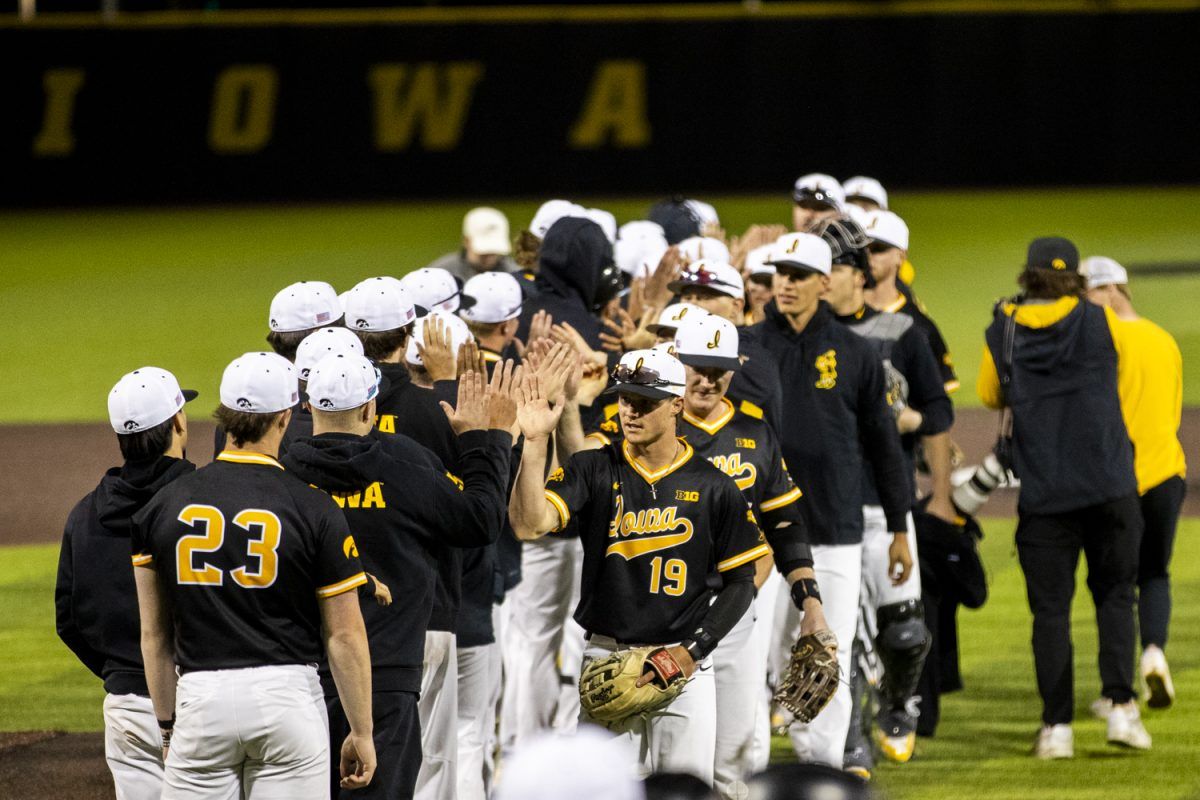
132;450;365;672
881;293;958;393
545;439;768;644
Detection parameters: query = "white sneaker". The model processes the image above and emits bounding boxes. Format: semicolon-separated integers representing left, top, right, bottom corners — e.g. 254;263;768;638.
1033;725;1074;759
1090;697;1113;720
1141;646;1175;709
1107;702;1152;750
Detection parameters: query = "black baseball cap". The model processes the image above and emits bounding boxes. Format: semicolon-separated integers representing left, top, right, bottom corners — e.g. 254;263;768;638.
1025;237;1079;273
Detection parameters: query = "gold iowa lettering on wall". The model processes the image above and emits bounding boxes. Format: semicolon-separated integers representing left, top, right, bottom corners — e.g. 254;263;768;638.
33;68;86;157
569;60;650;149
209;65;279;154
368;62;484;152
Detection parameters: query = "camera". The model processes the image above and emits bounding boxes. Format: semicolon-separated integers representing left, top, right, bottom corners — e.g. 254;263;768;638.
952;441;1014;516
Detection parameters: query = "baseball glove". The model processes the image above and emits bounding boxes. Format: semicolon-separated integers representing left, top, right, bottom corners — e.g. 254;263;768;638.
579;646;688;723
774;629;839;723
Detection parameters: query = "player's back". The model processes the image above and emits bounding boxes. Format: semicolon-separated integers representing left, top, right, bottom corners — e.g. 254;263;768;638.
133;450;364;672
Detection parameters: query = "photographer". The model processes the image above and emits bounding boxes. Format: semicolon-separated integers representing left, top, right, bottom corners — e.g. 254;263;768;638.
975;237;1146;759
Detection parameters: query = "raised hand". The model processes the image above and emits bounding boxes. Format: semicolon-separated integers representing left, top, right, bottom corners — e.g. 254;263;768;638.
645;246;684;309
486;359;519;432
550;322;608;370
516;372;565;441
417;316;458;383
439;370;488;434
515;309;553;358
456;338;486;380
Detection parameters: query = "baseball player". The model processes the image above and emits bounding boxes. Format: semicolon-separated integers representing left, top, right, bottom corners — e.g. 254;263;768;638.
586;316;829;798
821;217;954;768
132;351;376;798
399;267;473;314
283;353;515;800
668;259;784;431
791;174;844;233
1082;256;1187;711
862;211;956;395
508;348;770;783
425;207;519;281
751;233;912;769
56;367;197;800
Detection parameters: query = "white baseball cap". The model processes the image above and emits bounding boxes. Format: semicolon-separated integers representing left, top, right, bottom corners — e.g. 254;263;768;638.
614;221;669;278
745;243;776;276
583;208;618;244
677;236;732;266
864;210;910;251
460;271;524;324
605;347;687;400
674;313;741;372
268;281;341;333
530;199;583;239
645;302;707;336
494;727;643;800
668;259;745;299
406;310;475;366
463;207;511;256
843;202;871;228
219;352;299;414
652;341;678;358
343;277;421;332
843;176;889;210
306;353;381;412
684;199;719;228
768;233;833;276
792;173;845;210
1081;256;1129;289
294;327;365;381
108;367;196;434
399;268;469;314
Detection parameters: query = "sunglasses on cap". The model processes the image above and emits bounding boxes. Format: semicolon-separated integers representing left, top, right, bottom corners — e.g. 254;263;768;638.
676;268;737;291
610;363;684;389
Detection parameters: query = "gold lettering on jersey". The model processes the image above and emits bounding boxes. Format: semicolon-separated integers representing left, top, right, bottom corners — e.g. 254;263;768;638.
548;467;565;483
446;472;465;491
343;536;359;559
815;349;838;390
708;452;757;491
605;495;694;560
675;490;699;502
735;437;756;449
330;482;387;509
376;414;396;434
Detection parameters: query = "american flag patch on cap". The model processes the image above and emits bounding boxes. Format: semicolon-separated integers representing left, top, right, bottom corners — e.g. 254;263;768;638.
316;311;331;323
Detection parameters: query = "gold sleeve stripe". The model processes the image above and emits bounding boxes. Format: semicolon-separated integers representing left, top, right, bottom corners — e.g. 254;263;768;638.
717;543;771;572
131;554;154;567
316;572;368;599
760;486;802;512
944;379;961;393
544;489;570;531
585;432;611;445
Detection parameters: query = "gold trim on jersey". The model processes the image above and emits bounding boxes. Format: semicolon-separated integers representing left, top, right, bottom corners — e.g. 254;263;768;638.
621;440;694;486
131;553;154;567
481;350;502;363
316;571;368;598
884;295;907;314
760;486;803;512
217;450;285;470
545;489;571;531
944;379;961;393
586;431;613;446
681;397;735;435
717;543;771;572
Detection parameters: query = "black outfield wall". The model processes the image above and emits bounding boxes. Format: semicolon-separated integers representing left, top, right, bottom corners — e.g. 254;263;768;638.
2;5;1198;204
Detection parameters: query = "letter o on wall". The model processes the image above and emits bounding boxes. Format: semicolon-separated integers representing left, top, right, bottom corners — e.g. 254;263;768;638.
209;65;279;154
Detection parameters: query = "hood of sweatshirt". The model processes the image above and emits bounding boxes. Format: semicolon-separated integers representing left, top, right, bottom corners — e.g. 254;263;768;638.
536;216;614;309
94;456;195;532
1003;296;1088;376
283;433;390;493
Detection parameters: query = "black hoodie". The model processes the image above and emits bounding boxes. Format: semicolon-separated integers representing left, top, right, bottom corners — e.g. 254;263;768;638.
56;455;195;696
517;216;612;352
282;429;511;693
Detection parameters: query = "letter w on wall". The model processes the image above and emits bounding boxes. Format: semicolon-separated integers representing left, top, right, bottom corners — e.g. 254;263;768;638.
369;62;484;152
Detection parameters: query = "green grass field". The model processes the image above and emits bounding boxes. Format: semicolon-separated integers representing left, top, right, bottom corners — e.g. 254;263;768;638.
7;519;1200;798
2;187;1198;424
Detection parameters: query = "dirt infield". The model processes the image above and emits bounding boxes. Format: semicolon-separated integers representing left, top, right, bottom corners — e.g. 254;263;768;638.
2;411;1197;548
0;732;114;800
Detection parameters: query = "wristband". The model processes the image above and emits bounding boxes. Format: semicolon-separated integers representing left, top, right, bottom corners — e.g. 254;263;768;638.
158;714;175;750
686;628;717;659
680;639;704;662
790;578;822;608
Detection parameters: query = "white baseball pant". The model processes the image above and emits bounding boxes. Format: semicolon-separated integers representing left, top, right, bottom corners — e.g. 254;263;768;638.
749;570;783;772
456;642;501;800
784;542;863;768
860;506;922;634
580;635;717;783
713;603;761;799
499;536;582;752
103;693;164;800
416;630;458;800
162;664;328;800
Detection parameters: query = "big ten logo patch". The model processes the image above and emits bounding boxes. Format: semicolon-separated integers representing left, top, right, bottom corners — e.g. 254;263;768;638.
735;437;756;449
331;482;386;509
548;467;565;483
675;489;699;502
709;452;758;491
815;349;838;389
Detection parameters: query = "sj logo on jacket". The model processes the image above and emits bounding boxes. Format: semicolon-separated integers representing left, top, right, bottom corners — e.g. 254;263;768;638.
815;349;838;389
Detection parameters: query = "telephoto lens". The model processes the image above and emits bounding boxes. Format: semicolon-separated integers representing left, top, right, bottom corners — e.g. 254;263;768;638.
951;451;1010;516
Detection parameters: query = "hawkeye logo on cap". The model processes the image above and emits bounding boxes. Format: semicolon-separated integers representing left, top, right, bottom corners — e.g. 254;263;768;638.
123;420;139;431
706;330;721;350
237;397;253;409
318;398;334;409
355;319;369;329
1052;258;1066;270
